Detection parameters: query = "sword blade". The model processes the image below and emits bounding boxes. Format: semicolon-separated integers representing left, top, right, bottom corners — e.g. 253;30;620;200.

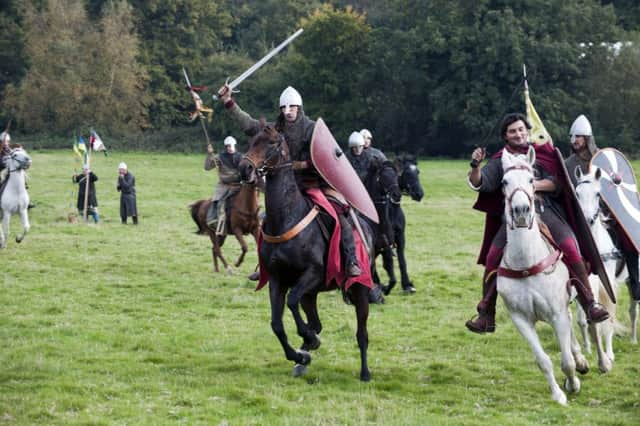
227;28;303;90
182;67;192;89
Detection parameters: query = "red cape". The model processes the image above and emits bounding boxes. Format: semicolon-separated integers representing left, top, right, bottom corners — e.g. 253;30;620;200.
257;188;373;290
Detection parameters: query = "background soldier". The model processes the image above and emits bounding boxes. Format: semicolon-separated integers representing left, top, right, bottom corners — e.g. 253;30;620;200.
345;131;371;183
204;136;243;234
565;114;640;303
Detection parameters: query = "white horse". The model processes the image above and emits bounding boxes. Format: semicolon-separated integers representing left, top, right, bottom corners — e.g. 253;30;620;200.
575;167;636;352
0;147;32;248
498;147;587;406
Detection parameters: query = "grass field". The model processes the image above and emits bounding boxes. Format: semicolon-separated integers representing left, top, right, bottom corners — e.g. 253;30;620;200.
2;151;640;425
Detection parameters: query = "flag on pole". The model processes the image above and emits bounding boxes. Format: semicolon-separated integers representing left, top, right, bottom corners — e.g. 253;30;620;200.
89;129;108;156
523;65;553;146
78;136;87;153
73;138;83;160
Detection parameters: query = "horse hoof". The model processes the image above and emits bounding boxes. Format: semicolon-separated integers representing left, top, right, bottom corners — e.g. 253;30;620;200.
381;285;391;296
403;285;416;294
360;370;371;382
564;377;581;394
576;363;589;375
296;350;312;366
16;237;23;243
292;364;308;377
553;390;568;406
302;334;321;351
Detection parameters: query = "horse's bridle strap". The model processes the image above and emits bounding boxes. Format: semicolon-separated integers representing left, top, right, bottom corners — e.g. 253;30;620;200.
497;249;562;279
262;205;320;243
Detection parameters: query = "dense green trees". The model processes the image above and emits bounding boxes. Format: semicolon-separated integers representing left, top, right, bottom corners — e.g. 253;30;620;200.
1;0;638;155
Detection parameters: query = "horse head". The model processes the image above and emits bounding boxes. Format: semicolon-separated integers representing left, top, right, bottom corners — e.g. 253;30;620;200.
239;119;290;182
575;166;602;226
501;146;536;229
395;155;424;201
4;147;32;172
367;158;401;204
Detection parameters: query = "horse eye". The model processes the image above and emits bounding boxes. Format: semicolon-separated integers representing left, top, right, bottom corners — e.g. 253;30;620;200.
529;177;533;184
501;179;507;186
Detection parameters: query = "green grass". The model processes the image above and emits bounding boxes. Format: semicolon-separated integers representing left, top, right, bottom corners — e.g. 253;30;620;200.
2;152;640;425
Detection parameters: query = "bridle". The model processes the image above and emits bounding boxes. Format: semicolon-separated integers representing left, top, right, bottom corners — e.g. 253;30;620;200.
398;164;418;198
242;132;292;178
575;178;601;225
4;149;31;173
503;164;535;230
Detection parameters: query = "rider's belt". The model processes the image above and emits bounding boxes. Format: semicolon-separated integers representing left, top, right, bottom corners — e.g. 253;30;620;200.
262;205;320;243
497;249;562;279
322;188;347;205
292;160;310;170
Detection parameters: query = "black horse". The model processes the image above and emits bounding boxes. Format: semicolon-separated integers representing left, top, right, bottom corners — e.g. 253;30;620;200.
238;124;374;381
367;154;424;294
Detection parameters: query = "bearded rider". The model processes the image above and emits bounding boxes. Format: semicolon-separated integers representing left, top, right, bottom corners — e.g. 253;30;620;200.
565;114;640;303
217;84;362;277
204;136;243;234
465;113;609;334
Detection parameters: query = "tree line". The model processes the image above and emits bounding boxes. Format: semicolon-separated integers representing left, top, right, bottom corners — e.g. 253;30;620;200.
1;0;639;156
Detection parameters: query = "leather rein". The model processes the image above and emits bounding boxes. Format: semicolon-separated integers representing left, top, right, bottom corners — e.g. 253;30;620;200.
244;133;319;244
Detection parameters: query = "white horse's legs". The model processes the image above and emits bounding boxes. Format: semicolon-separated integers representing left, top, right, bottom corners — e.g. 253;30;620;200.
575;304;591;353
553;312;581;396
568;309;589;374
588;323;612;373
509;313;567;406
629;300;638;345
16;207;30;243
1;212;9;249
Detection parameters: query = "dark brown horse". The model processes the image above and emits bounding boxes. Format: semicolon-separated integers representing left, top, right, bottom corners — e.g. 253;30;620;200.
190;182;260;273
239;123;374;381
366;154;424;294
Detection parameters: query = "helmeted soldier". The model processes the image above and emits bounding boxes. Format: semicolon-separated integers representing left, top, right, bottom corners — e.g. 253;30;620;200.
360;129;387;163
218;84;363;276
565;115;598;187
565;114;640;303
345;131;372;183
204;135;244;234
465;112;609;334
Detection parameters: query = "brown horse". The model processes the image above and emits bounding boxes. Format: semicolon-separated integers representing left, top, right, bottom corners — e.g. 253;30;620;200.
190;182;260;273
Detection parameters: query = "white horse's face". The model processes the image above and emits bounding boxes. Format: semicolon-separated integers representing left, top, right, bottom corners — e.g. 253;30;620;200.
501;147;536;229
5;148;32;171
575;167;602;226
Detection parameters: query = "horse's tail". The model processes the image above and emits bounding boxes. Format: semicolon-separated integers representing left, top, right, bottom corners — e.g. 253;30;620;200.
189;199;206;235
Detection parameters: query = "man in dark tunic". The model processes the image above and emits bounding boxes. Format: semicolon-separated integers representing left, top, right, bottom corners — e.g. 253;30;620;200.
72;165;99;223
465;113;609;334
565;114;640;303
204;135;243;234
345;131;373;183
218;84;362;276
117;162;138;225
360;128;388;163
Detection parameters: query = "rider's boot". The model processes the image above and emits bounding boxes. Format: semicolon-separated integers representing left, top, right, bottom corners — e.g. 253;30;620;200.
132;215;138;225
569;261;610;323
465;271;497;334
206;200;218;229
338;212;361;277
